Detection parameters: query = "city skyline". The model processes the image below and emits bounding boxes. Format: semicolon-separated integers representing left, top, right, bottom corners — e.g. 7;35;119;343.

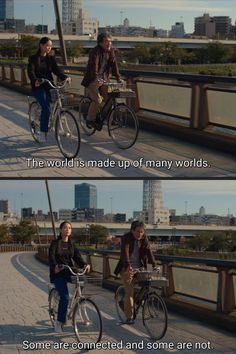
14;0;236;33
1;180;236;218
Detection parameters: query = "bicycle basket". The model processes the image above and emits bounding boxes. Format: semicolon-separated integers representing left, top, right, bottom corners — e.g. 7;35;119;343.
81;274;103;295
61;93;80;107
135;271;168;287
50;89;61;103
108;89;136;99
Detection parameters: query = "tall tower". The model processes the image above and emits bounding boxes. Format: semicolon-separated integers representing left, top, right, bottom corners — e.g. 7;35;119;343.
62;0;82;23
143;181;169;225
143;180;163;211
0;0;14;20
74;183;97;209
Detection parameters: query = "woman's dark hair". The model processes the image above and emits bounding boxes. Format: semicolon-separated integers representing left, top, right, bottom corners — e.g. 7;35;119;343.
36;36;52;55
97;32;111;45
131;220;145;231
57;221;73;255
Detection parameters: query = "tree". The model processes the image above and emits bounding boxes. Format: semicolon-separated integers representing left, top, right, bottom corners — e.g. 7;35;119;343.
73;227;87;245
126;44;151;64
66;43;84;60
0;224;12;244
89;224;109;249
187;231;211;251
10;220;38;244
20;35;38;57
0;40;17;58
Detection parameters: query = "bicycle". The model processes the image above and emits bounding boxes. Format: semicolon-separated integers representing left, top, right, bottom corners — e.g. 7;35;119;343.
79;81;139;149
28;79;80;159
115;269;168;340
48;264;102;344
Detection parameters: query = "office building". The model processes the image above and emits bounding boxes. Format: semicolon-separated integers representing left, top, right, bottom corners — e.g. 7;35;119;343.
74;183;97;209
214;16;231;37
0;199;9;214
0;0;13;20
194;13;216;37
170;22;185;38
62;0;82;23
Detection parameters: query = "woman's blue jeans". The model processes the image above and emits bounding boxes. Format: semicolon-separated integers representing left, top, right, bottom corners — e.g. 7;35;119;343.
33;89;51;133
53;277;70;324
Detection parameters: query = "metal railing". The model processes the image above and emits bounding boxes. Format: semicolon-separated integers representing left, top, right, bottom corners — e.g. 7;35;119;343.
1;63;236;152
37;246;236;315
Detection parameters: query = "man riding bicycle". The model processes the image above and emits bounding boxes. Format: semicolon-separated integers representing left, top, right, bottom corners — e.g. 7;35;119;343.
81;32;122;129
114;221;160;324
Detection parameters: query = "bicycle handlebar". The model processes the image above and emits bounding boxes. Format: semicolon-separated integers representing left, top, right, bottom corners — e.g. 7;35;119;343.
58;264;90;276
38;78;69;89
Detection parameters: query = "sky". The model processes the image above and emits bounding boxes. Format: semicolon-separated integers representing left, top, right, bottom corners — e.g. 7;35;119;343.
14;0;236;33
1;180;236;218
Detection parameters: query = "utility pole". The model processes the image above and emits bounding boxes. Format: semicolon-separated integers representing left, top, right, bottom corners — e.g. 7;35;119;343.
53;0;68;65
45;180;56;240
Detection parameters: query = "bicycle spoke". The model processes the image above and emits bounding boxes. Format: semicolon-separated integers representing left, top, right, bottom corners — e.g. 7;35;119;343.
108;104;139;149
55;110;80;159
29;101;41;142
73;298;102;344
142;292;168;340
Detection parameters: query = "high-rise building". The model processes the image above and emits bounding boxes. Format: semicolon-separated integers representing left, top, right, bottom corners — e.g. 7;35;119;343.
170;22;185;38
0;199;9;213
62;0;82;23
213;16;231;37
74;183;97;209
143;181;169;225
0;0;14;20
143;180;163;211
194;13;215;37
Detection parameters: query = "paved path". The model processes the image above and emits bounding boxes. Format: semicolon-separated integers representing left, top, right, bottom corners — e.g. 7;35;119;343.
0;86;235;178
0;252;236;354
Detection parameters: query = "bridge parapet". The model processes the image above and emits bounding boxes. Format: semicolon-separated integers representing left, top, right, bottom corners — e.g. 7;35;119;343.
1;63;236;153
37;246;236;320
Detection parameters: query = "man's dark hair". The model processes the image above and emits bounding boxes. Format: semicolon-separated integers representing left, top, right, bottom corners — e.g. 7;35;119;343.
131;220;145;231
97;32;111;45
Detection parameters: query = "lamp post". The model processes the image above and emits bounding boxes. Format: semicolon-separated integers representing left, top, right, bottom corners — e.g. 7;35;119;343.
86;224;90;245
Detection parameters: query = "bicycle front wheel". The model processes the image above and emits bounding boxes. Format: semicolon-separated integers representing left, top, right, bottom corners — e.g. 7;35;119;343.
142;292;168;340
73;298;102;344
48;288;60;326
108;104;139;149
55;110;80;159
115;285;127;323
79;96;96;136
29;101;41;142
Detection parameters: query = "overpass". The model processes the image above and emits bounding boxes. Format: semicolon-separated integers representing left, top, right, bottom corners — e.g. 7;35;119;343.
11;220;236;238
0;64;236;178
0;250;235;354
1;32;236;49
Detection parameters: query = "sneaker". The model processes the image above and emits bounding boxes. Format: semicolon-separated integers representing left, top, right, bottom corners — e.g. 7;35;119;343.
54;320;63;333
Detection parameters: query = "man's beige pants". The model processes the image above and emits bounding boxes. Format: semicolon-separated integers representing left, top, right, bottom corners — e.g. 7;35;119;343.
120;268;135;320
86;82;109;121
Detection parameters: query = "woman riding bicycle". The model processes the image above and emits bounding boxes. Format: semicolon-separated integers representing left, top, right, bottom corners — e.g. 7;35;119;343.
49;221;90;333
114;221;159;324
27;37;71;142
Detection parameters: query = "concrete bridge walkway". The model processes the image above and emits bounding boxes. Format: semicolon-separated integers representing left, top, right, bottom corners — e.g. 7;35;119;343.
0;252;235;354
0;86;235;178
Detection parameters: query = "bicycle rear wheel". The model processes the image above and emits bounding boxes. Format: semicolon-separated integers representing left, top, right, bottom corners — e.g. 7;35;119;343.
29;101;41;142
142;292;168;340
55;110;80;159
48;288;60;326
108;104;139;149
115;285;127;323
79;96;96;136
73;298;102;344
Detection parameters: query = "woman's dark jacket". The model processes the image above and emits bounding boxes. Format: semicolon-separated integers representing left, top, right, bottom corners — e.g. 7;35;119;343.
81;45;121;87
27;54;67;91
49;238;86;282
114;232;156;275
